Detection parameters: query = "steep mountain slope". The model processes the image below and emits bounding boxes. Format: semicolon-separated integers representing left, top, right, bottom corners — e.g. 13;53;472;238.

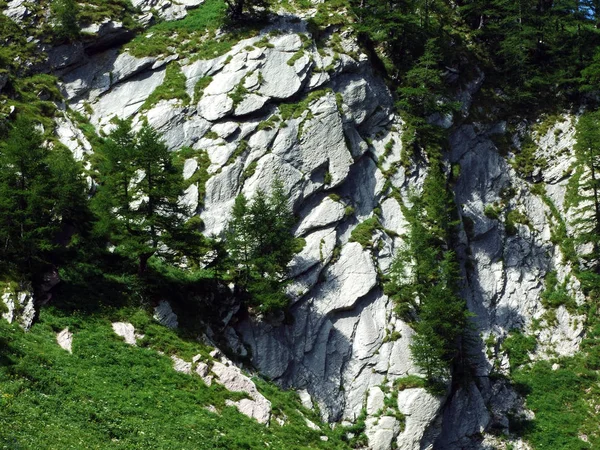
1;1;598;449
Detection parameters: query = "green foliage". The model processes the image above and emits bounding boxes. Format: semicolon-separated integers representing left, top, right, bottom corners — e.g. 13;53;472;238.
225;179;297;313
194;76;213;102
0;307;349;449
92;120;194;275
569;109;600;265
124;0;261;59
393;375;426;391
484;204;502;220
502;330;536;370
385;164;469;384
278;89;332;121
349;217;381;248
228;78;249;106
225;0;268;20
505;210;530;236
0;116;87;279
512;358;600;449
51;0;80;41
541;271;577;311
142;63;190;110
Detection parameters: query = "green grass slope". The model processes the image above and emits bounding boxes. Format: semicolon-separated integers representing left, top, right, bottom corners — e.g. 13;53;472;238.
0;307;351;450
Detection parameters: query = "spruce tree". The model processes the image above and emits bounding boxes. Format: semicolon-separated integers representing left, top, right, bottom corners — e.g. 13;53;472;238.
225;179;296;313
93;120;189;275
0;116;87;278
570;110;600;268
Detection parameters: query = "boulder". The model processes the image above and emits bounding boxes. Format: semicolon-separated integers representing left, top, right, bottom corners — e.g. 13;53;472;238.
153;300;178;329
2;287;35;330
257;48;311;99
57;328;73;353
295;197;345;236
171;355;192;374
111;322;141;345
3;0;29;21
396;388;442;450
313;242;377;314
212;361;272;424
366;416;401;450
198;93;234;121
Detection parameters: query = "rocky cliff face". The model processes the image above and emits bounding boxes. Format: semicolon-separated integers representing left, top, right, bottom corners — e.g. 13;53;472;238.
37;11;585;450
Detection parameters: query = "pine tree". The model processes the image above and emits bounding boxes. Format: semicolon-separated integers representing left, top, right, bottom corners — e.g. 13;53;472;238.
93;120;189;275
225;179;296;313
0;116;87;278
51;0;80;41
570;110;600;267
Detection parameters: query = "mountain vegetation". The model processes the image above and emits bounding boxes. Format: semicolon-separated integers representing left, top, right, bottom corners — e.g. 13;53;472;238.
3;0;600;448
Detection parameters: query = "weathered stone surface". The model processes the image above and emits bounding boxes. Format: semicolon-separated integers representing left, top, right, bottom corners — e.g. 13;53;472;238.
396;388;442;450
234;94;269;116
171;355;192;374
56;328;73;353
257;48;311;99
298;389;313;410
198;93;234;121
183;158;198;181
3;0;28;21
90;68;167;130
180;183;199;215
295;197;345;236
313;242;377;314
2;288;35;330
111;322;140;345
212;361;271;424
366;416;401;450
153;300;178;329
55;114;93;161
288;227;336;281
366;387;385;415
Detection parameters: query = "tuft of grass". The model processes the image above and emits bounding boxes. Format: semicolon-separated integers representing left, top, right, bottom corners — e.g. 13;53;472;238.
502;330;536;370
193;75;213;102
505;209;530;236
141;63;190;111
349;217;382;248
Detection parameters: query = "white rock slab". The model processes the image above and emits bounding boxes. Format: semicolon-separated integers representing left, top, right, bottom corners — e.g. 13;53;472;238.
56;328;73;353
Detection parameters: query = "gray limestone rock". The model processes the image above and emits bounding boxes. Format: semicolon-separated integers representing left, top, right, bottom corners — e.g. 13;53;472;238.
111;322;141;345
212;361;272;424
396;388;443;450
153;300;179;329
171;355;192;374
56;328;73;353
366;416;401;450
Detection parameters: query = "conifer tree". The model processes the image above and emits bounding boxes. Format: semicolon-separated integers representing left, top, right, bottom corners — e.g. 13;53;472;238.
570;110;600;267
385;168;470;383
0;116;87;278
51;0;80;41
225;179;296;313
93;120;189;275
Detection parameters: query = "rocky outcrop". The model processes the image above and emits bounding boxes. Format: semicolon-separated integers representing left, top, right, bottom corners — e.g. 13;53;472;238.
58;15;586;449
1;285;35;330
111;322;143;345
57;327;73;353
153;300;179;329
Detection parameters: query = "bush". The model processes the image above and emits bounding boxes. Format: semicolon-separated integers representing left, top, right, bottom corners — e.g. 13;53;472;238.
349;217;381;248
